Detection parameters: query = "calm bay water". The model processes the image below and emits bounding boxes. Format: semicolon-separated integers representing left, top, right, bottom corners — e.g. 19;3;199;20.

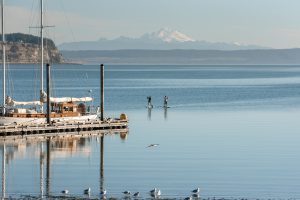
1;64;300;199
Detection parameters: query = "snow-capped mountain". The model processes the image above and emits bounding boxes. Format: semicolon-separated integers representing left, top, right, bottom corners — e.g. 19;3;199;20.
141;28;196;43
59;28;268;50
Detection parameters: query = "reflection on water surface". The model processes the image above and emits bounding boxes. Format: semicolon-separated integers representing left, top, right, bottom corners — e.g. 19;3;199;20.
1;130;128;199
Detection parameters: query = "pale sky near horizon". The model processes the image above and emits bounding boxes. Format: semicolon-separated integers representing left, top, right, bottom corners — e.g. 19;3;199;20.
4;0;300;48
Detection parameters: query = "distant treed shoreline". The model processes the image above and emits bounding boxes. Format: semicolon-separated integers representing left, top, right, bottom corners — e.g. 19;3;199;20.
61;49;300;65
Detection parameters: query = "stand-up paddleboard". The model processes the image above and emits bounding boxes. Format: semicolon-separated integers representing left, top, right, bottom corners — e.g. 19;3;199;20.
156;105;170;108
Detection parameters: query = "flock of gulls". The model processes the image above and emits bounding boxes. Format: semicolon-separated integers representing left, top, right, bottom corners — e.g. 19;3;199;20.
59;144;198;199
60;187;201;199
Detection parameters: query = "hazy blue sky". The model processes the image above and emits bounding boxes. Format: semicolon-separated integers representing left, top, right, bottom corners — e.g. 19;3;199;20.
5;0;300;48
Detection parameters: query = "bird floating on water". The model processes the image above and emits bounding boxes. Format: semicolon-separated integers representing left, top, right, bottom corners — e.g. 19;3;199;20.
184;197;192;200
84;187;91;195
147;144;159;148
133;192;140;197
61;189;69;194
191;188;200;193
123;190;131;195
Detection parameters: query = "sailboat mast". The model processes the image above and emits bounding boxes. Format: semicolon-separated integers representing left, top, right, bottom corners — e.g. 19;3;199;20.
1;0;5;115
40;0;44;112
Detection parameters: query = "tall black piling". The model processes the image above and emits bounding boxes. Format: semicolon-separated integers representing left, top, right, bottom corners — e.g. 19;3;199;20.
46;64;51;125
100;64;104;121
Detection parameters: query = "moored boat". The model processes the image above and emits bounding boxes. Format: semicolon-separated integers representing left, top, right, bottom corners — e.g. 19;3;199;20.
0;0;99;126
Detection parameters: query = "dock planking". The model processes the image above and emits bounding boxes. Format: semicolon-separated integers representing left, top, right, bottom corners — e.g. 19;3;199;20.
0;119;128;137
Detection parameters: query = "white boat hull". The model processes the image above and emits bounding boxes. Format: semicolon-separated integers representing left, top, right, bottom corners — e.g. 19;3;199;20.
0;114;98;126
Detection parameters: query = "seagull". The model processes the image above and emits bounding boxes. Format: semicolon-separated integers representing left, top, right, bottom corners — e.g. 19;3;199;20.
133;192;140;197
84;188;91;195
123;191;131;195
150;188;157;195
147;144;159;148
150;188;161;197
61;189;69;194
156;189;161;196
191;188;200;193
184;197;192;200
100;189;107;195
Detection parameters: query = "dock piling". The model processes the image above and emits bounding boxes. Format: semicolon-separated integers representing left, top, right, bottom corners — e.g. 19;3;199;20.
100;64;104;121
46;64;51;125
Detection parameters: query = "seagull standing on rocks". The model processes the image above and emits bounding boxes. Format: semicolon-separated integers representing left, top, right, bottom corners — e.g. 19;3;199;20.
84;187;91;195
150;188;161;197
150;188;157;196
61;189;69;194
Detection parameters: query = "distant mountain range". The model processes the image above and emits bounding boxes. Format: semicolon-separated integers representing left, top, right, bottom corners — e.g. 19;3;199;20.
60;28;300;65
59;28;269;51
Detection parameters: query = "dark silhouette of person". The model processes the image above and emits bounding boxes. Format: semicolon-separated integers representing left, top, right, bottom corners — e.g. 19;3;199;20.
147;96;153;108
164;96;168;108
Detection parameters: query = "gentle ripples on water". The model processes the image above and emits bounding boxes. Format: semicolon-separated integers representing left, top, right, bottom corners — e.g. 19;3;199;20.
1;64;300;199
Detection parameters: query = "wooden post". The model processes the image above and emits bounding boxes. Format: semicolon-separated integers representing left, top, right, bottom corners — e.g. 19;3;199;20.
100;64;104;121
46;64;51;124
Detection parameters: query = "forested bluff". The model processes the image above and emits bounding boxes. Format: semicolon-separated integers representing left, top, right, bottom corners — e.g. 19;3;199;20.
0;33;63;63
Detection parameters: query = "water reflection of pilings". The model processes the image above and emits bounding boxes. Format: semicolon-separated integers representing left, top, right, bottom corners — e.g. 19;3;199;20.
99;135;104;194
0;130;129;198
164;107;168;120
147;107;152;120
46;139;51;196
40;143;44;198
0;131;129;162
2;143;6;200
100;135;104;178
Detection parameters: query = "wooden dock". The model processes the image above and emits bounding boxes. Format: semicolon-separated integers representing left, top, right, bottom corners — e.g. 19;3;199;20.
0;119;128;137
0;64;129;138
